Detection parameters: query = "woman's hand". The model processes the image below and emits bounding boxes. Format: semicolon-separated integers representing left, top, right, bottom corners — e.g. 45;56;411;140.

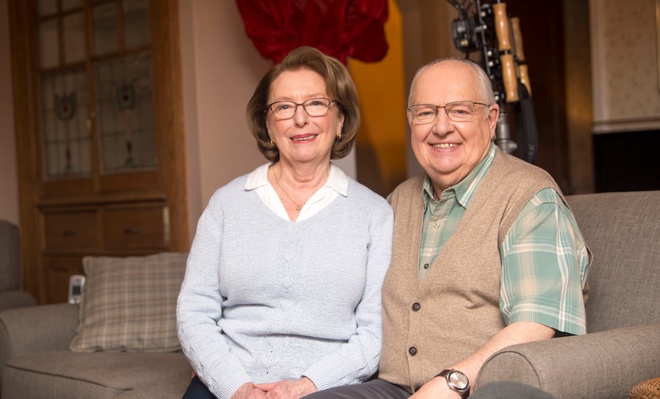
232;382;268;399
254;377;317;399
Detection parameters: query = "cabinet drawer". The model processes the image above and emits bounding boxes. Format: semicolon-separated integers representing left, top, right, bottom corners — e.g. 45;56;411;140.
103;206;168;250
44;256;85;304
43;211;99;252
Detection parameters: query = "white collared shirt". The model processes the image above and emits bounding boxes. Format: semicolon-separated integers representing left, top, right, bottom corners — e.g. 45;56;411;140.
245;163;349;221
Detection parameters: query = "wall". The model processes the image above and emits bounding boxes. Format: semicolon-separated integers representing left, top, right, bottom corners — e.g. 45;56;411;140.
589;0;660;192
0;0;19;225
349;0;408;197
564;0;594;193
590;0;660;133
178;0;270;239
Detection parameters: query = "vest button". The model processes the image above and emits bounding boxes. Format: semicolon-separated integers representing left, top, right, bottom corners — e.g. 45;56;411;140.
423;263;429;269
408;346;417;356
412;302;421;311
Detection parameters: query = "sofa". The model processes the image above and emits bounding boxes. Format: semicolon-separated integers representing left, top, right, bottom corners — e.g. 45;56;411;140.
0;220;37;312
1;191;658;399
476;190;660;399
0;252;192;399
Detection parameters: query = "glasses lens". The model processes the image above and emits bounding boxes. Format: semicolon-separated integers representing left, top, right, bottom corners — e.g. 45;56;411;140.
409;105;438;124
445;101;476;121
270;102;296;119
304;98;331;116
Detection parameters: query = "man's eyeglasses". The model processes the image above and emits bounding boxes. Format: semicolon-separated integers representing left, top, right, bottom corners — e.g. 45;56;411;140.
266;98;336;120
407;100;490;124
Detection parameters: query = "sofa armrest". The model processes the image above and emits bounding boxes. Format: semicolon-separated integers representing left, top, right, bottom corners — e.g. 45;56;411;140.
476;324;660;399
0;290;37;311
0;303;79;364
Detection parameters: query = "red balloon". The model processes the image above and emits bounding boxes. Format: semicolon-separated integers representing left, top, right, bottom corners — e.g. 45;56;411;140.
236;0;389;64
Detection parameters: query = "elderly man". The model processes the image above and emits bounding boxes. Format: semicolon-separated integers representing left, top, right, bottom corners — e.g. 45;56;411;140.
302;58;590;399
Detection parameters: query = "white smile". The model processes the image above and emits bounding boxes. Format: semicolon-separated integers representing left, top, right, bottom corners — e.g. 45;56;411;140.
292;135;317;142
433;143;458;149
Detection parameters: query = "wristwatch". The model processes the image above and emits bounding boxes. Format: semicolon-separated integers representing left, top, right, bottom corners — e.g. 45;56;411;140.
436;369;470;399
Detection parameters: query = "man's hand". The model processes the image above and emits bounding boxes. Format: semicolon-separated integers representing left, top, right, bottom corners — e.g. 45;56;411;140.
254;377;317;399
409;376;462;399
232;382;268;399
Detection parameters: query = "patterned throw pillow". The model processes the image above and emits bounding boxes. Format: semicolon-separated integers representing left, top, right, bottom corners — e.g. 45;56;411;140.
70;252;188;352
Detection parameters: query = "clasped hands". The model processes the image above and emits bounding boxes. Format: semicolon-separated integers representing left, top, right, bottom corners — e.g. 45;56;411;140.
232;377;317;399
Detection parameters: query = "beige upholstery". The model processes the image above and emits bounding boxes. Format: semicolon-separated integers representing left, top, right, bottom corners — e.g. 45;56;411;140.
1;191;658;398
477;191;660;399
0;254;192;399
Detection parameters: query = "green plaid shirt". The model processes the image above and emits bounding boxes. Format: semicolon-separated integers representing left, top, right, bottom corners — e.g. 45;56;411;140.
419;143;590;335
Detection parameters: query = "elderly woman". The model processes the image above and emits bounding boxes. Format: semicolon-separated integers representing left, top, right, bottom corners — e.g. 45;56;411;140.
177;46;393;399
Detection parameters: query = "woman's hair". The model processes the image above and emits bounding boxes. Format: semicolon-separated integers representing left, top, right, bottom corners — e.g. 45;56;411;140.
246;46;360;162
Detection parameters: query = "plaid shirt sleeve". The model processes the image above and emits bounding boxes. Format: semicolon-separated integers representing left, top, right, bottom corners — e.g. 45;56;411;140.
499;188;591;335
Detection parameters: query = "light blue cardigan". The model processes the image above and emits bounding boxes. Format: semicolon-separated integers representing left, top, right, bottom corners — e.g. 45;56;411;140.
177;173;393;399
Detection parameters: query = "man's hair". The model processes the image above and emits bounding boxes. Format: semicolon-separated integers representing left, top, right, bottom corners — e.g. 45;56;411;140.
246;46;360;162
408;57;496;107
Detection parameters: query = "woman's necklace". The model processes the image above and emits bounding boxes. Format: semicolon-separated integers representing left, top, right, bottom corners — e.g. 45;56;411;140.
275;169;305;211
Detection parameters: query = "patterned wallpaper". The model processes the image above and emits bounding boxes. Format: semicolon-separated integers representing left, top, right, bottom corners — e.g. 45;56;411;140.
590;0;660;133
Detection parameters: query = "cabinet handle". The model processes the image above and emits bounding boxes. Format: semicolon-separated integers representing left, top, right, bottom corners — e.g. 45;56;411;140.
124;226;141;234
61;230;76;237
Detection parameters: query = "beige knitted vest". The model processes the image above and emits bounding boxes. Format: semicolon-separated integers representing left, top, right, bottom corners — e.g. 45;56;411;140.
378;149;561;392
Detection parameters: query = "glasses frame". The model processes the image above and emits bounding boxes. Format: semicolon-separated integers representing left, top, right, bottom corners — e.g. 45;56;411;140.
407;100;491;124
266;98;337;120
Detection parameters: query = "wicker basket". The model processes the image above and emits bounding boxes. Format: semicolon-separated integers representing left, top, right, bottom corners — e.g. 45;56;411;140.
630;378;660;399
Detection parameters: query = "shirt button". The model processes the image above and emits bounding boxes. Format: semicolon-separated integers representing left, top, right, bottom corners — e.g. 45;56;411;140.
408;346;417;356
423;263;430;269
412;302;421;311
433;221;440;228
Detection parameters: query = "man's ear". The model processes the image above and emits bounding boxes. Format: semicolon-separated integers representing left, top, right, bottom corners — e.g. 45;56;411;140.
488;104;500;139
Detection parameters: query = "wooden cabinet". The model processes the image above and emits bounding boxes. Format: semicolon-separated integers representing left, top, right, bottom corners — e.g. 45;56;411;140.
43;210;99;252
9;0;188;304
102;204;169;250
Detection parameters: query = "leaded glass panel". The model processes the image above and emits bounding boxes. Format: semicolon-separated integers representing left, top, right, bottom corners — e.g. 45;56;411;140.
95;52;156;174
41;69;91;178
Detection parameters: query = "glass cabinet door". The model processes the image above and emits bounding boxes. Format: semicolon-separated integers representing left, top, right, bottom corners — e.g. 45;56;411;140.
36;0;156;183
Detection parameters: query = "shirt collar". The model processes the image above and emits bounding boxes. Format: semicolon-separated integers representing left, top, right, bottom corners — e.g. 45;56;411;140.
423;142;497;208
245;162;349;197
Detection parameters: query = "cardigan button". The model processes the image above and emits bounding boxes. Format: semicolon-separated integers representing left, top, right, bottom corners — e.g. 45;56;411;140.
408;346;417;356
412;302;421;311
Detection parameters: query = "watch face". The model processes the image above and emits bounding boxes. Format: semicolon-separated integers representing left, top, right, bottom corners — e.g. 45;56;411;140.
448;371;469;390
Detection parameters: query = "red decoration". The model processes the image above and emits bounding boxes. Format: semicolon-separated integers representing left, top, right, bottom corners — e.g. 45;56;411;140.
236;0;389;64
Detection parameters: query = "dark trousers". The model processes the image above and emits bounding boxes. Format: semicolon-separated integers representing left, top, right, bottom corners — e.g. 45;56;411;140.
182;376;217;399
302;379;409;399
183;376;557;399
301;379;557;399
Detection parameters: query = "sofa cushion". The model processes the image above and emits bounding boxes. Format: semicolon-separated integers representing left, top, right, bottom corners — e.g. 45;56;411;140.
70;252;188;352
5;351;192;399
